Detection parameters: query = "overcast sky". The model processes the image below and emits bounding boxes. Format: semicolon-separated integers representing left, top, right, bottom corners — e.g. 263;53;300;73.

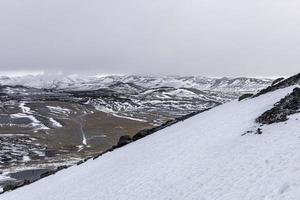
0;0;299;77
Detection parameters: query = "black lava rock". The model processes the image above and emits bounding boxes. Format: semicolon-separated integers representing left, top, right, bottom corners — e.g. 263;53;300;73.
117;135;132;147
256;87;300;125
238;93;253;101
254;73;300;97
271;77;285;86
255;128;263;134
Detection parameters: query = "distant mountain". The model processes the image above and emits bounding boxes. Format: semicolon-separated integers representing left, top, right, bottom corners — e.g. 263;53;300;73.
0;75;272;121
0;74;272;92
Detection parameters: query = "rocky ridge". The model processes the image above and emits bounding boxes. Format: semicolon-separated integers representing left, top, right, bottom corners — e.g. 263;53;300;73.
256;87;300;125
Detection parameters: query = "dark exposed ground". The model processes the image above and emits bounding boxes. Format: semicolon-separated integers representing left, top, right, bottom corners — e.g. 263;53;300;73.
0;100;152;169
254;73;300;97
256;87;300;125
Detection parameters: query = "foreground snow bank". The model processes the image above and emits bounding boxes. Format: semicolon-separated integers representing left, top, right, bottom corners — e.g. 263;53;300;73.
1;86;300;200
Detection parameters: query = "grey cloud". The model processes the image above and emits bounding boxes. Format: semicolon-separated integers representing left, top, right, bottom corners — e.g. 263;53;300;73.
0;0;299;77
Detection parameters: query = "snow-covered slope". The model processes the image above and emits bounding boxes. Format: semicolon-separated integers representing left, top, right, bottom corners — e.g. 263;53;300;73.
1;85;299;199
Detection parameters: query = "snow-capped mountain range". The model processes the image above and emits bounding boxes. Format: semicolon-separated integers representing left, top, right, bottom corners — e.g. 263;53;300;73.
0;75;272;122
0;74;271;92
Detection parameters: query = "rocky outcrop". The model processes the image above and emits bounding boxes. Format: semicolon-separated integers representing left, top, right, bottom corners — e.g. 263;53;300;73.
256;87;300;124
116;135;132;147
271;77;285;86
238;93;253;101
1;168;60;193
254;73;300;97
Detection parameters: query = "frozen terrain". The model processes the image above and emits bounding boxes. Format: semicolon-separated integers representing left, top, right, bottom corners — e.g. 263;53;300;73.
1;84;299;199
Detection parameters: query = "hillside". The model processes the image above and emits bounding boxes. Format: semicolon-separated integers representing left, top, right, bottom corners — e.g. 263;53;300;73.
0;79;299;199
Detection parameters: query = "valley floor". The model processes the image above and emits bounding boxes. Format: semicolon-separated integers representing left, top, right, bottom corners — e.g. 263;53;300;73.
1;86;300;200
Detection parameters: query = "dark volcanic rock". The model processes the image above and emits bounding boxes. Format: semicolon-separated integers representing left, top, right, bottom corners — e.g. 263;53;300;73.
238;93;253;101
117;135;132;147
254;73;300;97
0;168;57;193
39;170;56;179
255;128;263;135
1;179;24;193
56;165;68;171
132;120;175;141
7;169;51;183
256;87;300;125
76;160;85;165
271;77;285;86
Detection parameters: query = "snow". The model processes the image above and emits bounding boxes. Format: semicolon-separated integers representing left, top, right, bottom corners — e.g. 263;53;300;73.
49;118;63;128
22;156;31;162
19;102;31;113
10;113;49;130
111;113;148;122
1;86;300;200
82;135;87;146
164;88;197;97
46;106;71;115
4;102;50;130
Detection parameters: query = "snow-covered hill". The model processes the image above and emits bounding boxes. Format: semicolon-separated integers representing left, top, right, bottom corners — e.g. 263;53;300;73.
0;74;271;92
1;81;299;199
0;75;272;123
